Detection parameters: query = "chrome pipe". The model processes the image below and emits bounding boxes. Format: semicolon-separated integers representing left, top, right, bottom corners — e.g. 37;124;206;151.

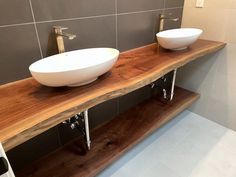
170;68;177;101
83;110;91;150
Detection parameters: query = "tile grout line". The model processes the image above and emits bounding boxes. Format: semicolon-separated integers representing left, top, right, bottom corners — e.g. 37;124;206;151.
163;0;166;12
0;22;34;28
29;0;43;59
36;7;183;23
117;7;183;16
115;0;118;49
165;6;183;10
0;7;183;29
36;13;117;24
117;9;162;16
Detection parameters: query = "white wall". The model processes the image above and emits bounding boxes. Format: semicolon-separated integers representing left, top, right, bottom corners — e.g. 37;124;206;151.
177;0;236;130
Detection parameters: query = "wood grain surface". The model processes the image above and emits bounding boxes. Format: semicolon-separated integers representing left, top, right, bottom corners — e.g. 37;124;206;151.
0;39;225;151
16;87;199;177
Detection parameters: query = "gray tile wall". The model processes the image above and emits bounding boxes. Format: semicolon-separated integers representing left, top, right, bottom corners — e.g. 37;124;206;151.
0;0;184;172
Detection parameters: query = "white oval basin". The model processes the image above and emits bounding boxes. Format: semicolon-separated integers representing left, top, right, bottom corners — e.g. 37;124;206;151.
29;48;120;87
156;28;203;50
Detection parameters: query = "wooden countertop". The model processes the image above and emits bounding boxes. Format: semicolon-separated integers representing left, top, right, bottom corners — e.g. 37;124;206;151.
0;39;226;151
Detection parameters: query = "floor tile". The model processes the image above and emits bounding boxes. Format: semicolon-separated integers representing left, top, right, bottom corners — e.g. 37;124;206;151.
97;110;236;177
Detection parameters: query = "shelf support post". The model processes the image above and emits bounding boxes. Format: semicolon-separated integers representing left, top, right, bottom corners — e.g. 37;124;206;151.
170;68;178;101
160;68;178;101
83;110;91;150
63;110;91;150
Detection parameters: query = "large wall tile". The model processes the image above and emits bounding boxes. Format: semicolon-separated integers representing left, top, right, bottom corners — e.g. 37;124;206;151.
117;10;162;51
226;9;236;43
184;0;236;9
163;8;183;30
89;98;119;128
117;0;164;13
216;44;236;77
119;86;151;113
37;16;116;57
182;7;228;42
0;0;33;26
0;25;41;84
181;0;236;131
165;0;185;8
7;127;61;171
31;0;116;21
202;0;232;9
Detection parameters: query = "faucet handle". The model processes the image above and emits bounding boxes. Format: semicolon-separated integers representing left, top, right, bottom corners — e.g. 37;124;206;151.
160;13;179;21
53;26;68;31
160;13;172;18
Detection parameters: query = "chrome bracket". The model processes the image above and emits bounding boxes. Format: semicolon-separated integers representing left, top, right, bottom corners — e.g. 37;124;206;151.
162;68;178;101
170;68;178;101
63;110;91;150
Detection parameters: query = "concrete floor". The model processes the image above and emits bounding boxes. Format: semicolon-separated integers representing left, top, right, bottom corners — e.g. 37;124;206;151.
97;110;236;177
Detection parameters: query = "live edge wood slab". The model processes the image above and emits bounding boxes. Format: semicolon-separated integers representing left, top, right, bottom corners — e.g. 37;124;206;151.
0;39;225;151
17;87;199;177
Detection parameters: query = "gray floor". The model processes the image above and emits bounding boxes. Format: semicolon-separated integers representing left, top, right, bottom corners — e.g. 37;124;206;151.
97;110;236;177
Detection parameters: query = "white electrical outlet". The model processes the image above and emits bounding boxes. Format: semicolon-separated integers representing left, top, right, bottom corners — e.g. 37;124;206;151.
196;0;204;8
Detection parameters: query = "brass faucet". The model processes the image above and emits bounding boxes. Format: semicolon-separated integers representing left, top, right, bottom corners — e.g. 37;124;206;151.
53;26;76;53
159;14;179;32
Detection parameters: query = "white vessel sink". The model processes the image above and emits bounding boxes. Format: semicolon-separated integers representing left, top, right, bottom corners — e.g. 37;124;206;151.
29;48;120;87
156;28;203;50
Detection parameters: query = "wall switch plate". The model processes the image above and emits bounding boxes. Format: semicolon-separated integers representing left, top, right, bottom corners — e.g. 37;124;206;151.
196;0;204;8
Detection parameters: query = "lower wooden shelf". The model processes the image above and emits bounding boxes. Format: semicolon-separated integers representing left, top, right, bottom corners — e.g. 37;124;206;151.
16;87;199;177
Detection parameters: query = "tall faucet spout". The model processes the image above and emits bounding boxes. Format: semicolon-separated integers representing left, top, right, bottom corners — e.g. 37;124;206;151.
53;26;76;53
159;13;179;32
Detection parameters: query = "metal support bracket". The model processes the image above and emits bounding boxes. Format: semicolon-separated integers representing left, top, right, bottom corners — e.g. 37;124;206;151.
170;68;178;101
151;68;178;101
63;110;91;150
83;110;91;150
162;68;178;101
